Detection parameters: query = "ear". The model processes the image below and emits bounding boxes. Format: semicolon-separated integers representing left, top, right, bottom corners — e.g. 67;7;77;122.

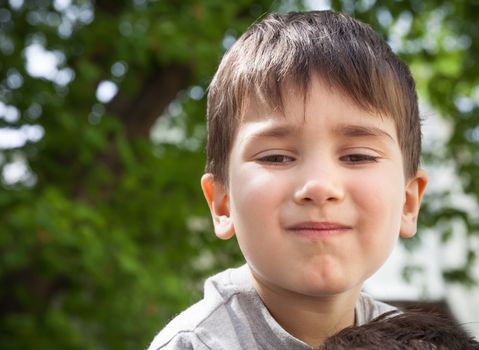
400;169;428;238
201;173;235;240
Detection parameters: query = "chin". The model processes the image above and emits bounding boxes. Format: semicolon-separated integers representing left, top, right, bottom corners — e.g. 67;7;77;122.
299;275;363;297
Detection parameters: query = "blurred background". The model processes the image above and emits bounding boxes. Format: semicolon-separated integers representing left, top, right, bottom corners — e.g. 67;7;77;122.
1;0;478;348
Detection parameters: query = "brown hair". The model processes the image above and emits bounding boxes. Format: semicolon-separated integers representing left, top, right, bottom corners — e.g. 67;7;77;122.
320;310;479;350
206;10;421;185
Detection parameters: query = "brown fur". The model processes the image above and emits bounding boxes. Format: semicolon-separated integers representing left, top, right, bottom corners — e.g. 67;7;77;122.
321;310;479;350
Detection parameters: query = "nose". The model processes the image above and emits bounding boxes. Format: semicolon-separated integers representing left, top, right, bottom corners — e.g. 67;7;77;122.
293;162;345;205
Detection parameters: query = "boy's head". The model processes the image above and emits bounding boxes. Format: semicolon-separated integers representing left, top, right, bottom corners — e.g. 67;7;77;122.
320;310;479;350
201;9;428;313
206;10;421;185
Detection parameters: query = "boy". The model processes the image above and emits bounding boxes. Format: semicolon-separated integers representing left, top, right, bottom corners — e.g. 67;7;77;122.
320;310;479;349
148;10;428;349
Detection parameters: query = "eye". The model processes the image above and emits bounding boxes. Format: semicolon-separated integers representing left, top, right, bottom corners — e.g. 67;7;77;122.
341;154;379;164
257;154;295;164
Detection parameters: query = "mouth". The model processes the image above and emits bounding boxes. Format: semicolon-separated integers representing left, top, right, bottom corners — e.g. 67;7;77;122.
286;221;352;239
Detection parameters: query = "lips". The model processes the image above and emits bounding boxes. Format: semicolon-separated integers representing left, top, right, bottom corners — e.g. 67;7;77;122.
286;221;352;239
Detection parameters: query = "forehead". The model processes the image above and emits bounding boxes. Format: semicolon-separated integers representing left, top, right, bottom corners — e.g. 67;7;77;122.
240;76;393;128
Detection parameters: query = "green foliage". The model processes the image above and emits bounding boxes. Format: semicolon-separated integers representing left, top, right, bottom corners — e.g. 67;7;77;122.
1;0;479;348
0;1;275;348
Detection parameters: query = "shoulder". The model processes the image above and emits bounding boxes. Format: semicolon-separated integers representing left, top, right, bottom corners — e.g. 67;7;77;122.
147;328;209;350
147;330;207;350
356;292;397;325
147;299;214;350
147;265;254;350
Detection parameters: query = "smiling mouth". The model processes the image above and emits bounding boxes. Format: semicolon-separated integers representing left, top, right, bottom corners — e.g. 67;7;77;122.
286;221;352;239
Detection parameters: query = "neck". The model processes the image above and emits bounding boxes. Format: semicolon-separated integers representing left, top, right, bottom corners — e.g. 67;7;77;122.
252;274;361;348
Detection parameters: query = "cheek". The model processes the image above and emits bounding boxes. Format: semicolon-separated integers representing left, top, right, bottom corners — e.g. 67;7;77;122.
351;171;405;230
228;169;288;266
231;169;276;208
229;168;287;230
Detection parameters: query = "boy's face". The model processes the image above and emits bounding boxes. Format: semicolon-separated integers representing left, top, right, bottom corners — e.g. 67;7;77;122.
202;76;427;298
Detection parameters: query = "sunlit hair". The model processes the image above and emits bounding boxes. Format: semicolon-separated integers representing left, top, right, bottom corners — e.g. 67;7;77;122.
320;310;479;350
206;10;421;185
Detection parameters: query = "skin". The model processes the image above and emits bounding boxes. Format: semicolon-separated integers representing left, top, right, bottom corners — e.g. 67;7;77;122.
201;76;428;347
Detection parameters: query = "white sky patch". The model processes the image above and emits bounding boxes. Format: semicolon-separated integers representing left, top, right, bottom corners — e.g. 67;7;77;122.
222;33;236;50
189;86;204;101
24;43;75;85
2;159;28;184
306;0;331;10
111;61;128;77
377;8;393;28
455;87;479;114
6;69;24;89
1;155;36;187
25;44;60;79
0;125;45;149
0;102;20;123
96;80;118;103
8;0;23;10
151;118;185;145
53;0;72;12
0;130;26;149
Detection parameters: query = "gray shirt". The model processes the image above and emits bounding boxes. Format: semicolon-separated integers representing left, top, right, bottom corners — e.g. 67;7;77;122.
147;265;395;350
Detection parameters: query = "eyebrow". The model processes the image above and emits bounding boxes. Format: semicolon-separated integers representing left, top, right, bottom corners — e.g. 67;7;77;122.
334;124;395;141
252;125;299;138
247;123;395;142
